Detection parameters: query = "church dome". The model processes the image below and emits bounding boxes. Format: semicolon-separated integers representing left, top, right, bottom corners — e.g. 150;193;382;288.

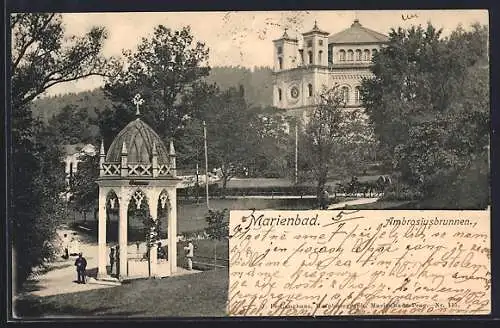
105;118;170;164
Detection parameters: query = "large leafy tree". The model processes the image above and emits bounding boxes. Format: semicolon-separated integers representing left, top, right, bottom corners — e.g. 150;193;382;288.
69;151;100;221
48;105;96;144
301;86;375;199
201;87;261;196
250;107;291;178
100;25;210;148
10;13;109;288
174;81;219;169
361;23;489;208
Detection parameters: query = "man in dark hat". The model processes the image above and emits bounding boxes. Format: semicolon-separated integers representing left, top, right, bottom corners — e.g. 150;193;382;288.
74;252;87;284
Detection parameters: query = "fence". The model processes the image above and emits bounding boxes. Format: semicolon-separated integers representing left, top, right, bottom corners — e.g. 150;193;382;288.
192;255;229;270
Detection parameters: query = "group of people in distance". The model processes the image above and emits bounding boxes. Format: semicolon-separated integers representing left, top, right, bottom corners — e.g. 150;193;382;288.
60;232;196;284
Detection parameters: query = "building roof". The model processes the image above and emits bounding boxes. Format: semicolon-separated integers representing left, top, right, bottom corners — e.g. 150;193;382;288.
303;21;330;36
105;118;170;164
62;143;96;156
328;19;389;44
273;29;298;42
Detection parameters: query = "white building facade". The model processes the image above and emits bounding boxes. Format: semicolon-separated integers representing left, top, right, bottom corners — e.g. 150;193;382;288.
272;19;389;118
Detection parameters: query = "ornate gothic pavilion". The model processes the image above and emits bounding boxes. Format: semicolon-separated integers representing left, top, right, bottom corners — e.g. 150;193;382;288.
272;19;389;118
96;100;181;280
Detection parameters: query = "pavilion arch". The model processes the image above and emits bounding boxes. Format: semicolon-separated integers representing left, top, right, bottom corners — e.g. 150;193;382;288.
158;189;171;212
105;189;119;211
128;188;149;211
156;190;170;237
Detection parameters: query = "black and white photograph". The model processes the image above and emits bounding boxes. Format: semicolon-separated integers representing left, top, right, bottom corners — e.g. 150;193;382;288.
8;9;490;318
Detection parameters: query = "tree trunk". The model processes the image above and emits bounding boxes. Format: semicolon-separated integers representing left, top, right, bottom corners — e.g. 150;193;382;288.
221;176;228;199
148;247;151;278
316;167;328;208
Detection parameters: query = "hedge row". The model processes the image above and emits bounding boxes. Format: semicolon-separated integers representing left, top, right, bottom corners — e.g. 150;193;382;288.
177;185;320;197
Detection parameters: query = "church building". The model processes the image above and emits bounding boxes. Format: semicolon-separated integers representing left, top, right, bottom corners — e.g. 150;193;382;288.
272;19;389;118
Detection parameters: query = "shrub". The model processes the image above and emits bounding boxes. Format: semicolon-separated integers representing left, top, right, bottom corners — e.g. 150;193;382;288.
382;183;423;201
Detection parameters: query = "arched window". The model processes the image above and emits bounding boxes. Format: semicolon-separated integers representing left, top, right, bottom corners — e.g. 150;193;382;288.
278;57;283;70
278;89;282;101
354;86;361;104
347;50;354;61
308;51;313;64
308;84;313;97
355;49;362;61
318;50;323;64
341;86;350;104
339;49;346;62
363;49;370;61
372;48;378;59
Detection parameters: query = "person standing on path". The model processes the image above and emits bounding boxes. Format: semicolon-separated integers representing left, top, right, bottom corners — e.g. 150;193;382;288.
74;253;87;284
115;245;120;277
62;233;69;259
109;246;115;275
184;240;194;270
320;189;330;210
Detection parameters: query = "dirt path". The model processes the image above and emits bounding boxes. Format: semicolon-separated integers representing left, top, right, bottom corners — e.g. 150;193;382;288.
18;228;117;298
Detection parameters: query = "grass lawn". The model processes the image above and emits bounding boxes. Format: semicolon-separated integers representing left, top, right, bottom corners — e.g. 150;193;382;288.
14;269;229;318
225;176;382;188
177;239;229;270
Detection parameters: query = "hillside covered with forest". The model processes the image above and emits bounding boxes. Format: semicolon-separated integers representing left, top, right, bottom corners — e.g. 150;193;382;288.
32;66;274;123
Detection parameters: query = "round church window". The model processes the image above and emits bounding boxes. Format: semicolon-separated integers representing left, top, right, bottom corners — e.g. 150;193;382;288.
290;86;299;99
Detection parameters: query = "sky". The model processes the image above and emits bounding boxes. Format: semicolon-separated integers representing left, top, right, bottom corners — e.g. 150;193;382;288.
45;10;488;96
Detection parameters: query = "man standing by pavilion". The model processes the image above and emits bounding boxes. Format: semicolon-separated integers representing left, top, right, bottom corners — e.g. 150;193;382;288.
184;240;194;270
74;252;87;284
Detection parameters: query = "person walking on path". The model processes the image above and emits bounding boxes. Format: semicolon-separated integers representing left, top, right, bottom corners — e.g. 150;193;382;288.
74;253;87;284
184;240;194;270
62;233;69;259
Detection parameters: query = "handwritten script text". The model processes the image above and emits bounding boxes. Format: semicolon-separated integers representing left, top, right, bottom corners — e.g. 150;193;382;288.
228;210;490;316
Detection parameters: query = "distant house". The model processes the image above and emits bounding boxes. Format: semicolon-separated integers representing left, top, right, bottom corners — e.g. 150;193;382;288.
63;143;97;186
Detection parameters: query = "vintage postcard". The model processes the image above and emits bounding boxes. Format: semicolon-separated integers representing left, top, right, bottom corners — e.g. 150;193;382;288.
9;9;489;319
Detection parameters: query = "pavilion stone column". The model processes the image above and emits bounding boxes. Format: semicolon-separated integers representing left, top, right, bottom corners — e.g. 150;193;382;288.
118;189;129;279
167;188;178;274
97;187;107;279
147;189;159;277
